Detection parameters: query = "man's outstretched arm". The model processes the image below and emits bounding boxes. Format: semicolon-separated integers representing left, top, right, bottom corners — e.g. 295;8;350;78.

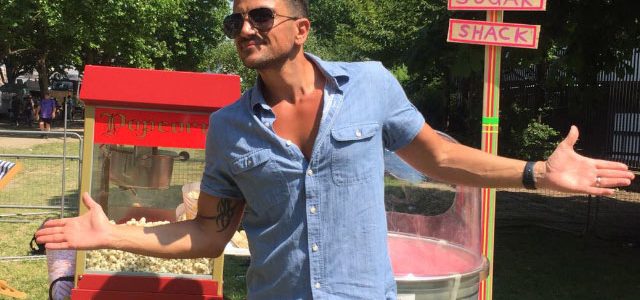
396;124;635;196
36;191;245;258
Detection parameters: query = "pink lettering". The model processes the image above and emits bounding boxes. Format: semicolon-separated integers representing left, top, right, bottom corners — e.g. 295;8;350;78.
514;28;528;43
521;0;535;7
499;27;510;40
459;24;470;38
472;25;484;41
483;26;498;41
455;0;469;4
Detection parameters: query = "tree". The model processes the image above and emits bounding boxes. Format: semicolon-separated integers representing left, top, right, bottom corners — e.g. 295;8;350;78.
0;0;40;85
1;0;229;93
202;39;257;91
70;0;229;71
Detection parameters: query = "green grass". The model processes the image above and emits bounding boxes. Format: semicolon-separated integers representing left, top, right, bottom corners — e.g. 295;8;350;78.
0;260;49;299
0;221;42;257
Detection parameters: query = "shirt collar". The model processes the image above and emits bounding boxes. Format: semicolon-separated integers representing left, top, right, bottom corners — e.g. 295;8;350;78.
249;53;350;112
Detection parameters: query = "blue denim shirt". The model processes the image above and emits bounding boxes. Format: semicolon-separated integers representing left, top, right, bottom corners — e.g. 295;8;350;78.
201;54;425;299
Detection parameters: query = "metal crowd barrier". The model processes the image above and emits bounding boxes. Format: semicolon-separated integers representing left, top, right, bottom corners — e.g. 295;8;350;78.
0;129;83;219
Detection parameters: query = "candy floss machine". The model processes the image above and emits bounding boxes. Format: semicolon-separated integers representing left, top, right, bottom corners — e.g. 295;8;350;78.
64;65;240;300
385;132;489;300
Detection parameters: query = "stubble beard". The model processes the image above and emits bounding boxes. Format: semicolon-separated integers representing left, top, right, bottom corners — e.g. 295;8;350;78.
241;50;291;70
239;38;297;70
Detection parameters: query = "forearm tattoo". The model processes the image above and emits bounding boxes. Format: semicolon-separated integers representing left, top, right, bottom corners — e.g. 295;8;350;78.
197;198;240;232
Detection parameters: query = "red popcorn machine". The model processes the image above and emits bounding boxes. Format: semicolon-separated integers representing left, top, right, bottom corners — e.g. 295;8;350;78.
68;65;240;299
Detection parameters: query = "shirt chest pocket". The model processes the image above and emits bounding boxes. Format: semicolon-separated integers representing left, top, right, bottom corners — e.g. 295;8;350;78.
330;123;381;185
230;149;288;222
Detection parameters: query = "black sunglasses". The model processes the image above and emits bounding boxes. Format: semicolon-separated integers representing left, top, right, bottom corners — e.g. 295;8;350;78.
223;7;299;39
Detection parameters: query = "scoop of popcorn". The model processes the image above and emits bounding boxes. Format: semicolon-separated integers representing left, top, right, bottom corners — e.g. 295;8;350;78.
187;190;200;200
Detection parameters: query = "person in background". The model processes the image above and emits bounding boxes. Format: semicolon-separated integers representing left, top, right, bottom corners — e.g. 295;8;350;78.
37;92;56;138
10;95;23;127
36;1;636;299
54;98;61;122
65;96;75;121
23;95;35;128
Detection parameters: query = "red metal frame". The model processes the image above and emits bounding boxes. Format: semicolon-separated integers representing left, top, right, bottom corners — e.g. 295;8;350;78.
71;274;222;300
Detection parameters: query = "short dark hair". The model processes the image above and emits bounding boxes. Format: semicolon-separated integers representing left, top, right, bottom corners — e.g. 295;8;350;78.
286;0;308;18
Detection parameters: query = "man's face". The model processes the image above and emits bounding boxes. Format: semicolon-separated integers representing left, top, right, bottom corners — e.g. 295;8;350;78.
231;0;299;70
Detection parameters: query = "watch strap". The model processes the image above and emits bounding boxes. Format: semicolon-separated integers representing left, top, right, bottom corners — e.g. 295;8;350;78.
523;161;537;190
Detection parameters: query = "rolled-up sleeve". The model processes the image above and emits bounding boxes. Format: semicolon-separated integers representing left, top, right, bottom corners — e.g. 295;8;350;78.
379;65;425;151
200;113;243;199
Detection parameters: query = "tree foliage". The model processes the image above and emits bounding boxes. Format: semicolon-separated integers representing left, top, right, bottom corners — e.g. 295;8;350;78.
304;0;639;152
0;0;229;91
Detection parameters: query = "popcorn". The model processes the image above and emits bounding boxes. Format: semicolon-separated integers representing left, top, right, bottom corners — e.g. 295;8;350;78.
231;230;249;249
187;190;200;200
86;218;212;274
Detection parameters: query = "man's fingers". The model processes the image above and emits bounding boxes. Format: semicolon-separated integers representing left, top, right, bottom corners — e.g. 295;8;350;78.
36;233;68;245
594;159;632;172
585;187;616;196
594;176;632;188
596;169;636;180
35;226;64;237
40;218;69;229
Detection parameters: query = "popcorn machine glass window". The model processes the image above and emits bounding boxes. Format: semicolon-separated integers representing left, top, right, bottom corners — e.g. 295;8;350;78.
85;107;211;276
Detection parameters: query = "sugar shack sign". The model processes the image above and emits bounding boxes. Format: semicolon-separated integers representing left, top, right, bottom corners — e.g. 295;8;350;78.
448;0;547;11
448;19;540;49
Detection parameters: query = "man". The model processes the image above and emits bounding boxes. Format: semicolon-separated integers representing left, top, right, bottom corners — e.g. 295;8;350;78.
10;95;22;126
65;96;75;121
24;95;35;128
36;0;635;299
37;92;56;137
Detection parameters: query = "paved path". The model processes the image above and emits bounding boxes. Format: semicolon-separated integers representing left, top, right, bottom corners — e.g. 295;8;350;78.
0;121;83;149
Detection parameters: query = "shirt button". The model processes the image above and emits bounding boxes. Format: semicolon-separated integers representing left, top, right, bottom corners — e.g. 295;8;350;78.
314;282;321;289
247;158;253;167
355;129;362;137
310;206;317;214
285;140;293;146
312;243;319;252
306;169;314;176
